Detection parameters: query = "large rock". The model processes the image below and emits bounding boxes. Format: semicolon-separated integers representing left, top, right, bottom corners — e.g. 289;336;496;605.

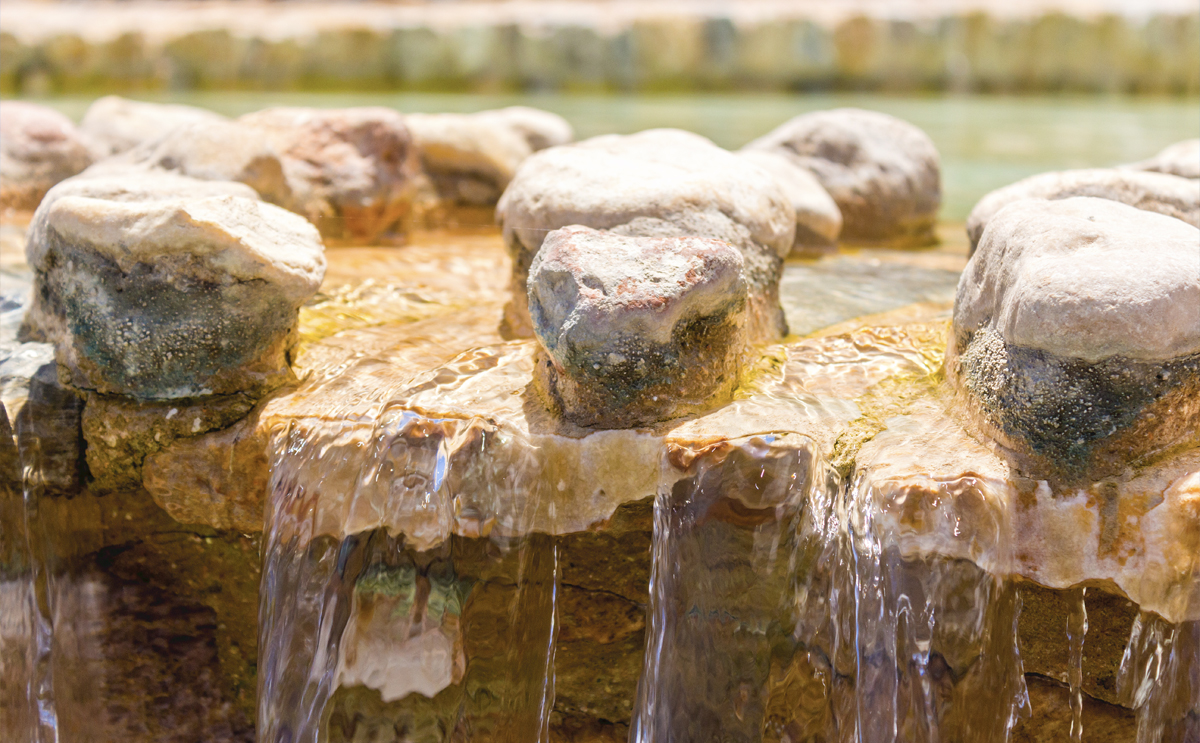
239;107;424;244
965;168;1200;254
93;119;292;207
25;170;325;400
406;107;573;210
0;101;94;216
744;108;941;247
737;149;842;255
948;197;1200;482
497;128;795;343
528;226;748;429
1125;139;1200;180
80;96;229;156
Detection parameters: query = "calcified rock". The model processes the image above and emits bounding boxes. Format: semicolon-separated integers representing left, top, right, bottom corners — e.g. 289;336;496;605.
965;168;1200;254
25;171;325;400
239;107;424;244
744;108;940;247
94;119;292;206
80;95;229;156
737;149;842;255
0;101;94;216
528;226;748;429
1125;139;1200;180
497;128;794;342
948;197;1200;482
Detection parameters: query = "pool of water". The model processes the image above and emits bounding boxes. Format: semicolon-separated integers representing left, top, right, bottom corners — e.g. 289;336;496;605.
23;91;1200;220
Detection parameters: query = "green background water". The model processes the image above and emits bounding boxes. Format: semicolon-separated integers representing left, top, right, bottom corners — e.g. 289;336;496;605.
23;91;1200;220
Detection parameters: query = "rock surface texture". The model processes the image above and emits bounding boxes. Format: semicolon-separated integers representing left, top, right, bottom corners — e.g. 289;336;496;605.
737;149;842;255
406;107;573;211
744;108;941;246
80;95;229;156
497;128;794;343
965;168;1200;253
239;107;423;244
25;170;325;400
528;226;748;428
0;101;94;216
948;197;1200;481
1126;138;1200;180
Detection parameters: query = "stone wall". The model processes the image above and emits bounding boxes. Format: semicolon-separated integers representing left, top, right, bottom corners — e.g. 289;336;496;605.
1;1;1197;95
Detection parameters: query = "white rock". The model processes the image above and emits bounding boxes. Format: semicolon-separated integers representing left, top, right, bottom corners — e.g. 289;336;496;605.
80;96;229;156
1125;139;1200;179
738;149;842;254
0;101;94;215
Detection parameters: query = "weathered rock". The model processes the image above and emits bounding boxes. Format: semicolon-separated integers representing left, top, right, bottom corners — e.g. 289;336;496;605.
473;106;574;152
965;168;1200;253
1125;139;1200;180
948;197;1200;481
80;95;229;156
25;171;325;400
94;119;292;206
737;149;842;255
0;101;94;216
744;108;941;246
528;226;748;429
405;112;535;208
497;128;794;343
239;106;424;244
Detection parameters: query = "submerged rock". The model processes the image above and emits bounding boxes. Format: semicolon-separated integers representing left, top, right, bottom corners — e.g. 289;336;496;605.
1125;139;1200;180
737;149;842;255
949;197;1200;481
744;108;941;247
80;95;229;156
528;226;748;429
239;106;424;244
497;128;795;343
965;168;1200;254
25;171;325;400
0;101;94;217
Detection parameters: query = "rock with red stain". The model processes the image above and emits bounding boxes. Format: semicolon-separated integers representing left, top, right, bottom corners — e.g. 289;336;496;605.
528;225;748;429
239;107;424;244
0;101;94;216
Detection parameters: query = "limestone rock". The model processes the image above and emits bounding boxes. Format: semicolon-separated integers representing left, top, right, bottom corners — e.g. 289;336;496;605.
95;119;292;207
744;108;941;246
949;197;1200;481
25;171;325;400
1125;138;1200;180
474;106;574;152
737;149;842;255
529;226;748;429
497;128;795;343
239;107;424;244
0;101;94;216
80;96;229;156
966;168;1200;253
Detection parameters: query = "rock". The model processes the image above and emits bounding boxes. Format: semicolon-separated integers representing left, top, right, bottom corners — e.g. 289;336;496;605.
474;106;574;152
25;170;325;400
1125;139;1200;180
744;108;941;246
948;197;1200;481
80;95;229;156
238;107;424;244
737;149;842;255
965;168;1200;254
528;226;748;429
94;119;292;207
0;101;94;217
497;128;795;343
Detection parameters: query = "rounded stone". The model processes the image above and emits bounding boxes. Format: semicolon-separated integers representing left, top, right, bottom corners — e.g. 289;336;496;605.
737;149;842;255
0;101;94;216
1125;139;1200;180
529;226;748;429
497;128;795;343
80;96;229;156
949;197;1200;481
744;108;941;246
25;171;326;400
405;111;540;207
239;106;424;244
965;168;1200;254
